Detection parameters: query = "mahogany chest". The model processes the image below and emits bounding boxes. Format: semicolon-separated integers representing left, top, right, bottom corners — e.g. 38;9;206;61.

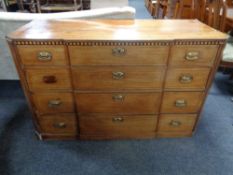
7;20;227;140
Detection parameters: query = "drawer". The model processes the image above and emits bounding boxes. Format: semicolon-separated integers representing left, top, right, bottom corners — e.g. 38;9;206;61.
32;92;75;114
170;45;218;66
72;66;165;90
161;92;204;113
26;68;72;91
158;114;197;132
38;114;77;134
17;45;68;66
165;68;210;90
69;46;169;65
79;114;157;137
76;92;161;114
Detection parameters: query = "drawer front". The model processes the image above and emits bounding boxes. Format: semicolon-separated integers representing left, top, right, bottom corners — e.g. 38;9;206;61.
69;46;169;65
158;114;197;132
161;92;204;113
38;114;77;134
26;68;72;91
32;92;75;114
72;66;165;90
165;68;210;90
170;45;218;66
79;114;157;136
17;45;68;66
76;92;161;114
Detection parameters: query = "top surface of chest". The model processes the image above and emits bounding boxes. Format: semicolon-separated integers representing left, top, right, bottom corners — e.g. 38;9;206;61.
7;19;227;41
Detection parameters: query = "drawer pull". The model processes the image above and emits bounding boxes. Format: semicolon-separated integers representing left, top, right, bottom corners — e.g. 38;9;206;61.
43;75;57;84
112;71;125;80
53;122;66;128
179;74;193;83
48;99;62;107
112;94;125;102
185;52;199;61
112;117;124;123
112;47;126;56
37;51;52;61
175;99;187;107
169;120;182;127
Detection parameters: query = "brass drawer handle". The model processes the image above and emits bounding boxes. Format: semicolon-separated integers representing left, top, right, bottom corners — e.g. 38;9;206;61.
175;99;187;107
48;99;62;107
53;122;66;128
112;117;124;123
112;71;125;80
37;51;52;61
43;75;57;84
185;51;199;61
112;94;125;102
169;120;182;127
112;47;126;56
179;74;193;83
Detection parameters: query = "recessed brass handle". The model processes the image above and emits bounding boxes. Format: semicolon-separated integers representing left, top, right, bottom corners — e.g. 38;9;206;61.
185;51;199;61
43;75;57;84
179;74;193;83
112;71;125;80
37;51;52;61
48;99;62;107
112;117;124;123
112;94;125;102
175;99;187;107
53;122;66;128
112;47;126;56
169;120;182;127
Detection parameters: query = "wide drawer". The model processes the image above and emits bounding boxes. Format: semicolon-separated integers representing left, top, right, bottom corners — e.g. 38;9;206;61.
72;66;165;90
38;114;77;134
32;92;75;114
161;92;204;113
26;68;72;91
76;92;161;114
158;114;197;132
165;68;210;90
17;45;68;66
79;114;157;137
170;45;218;66
69;46;169;65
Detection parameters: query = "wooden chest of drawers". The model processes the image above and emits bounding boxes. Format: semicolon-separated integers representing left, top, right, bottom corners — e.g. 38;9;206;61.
7;20;227;140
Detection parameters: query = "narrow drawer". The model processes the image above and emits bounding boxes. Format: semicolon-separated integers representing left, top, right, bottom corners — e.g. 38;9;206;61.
17;45;68;66
79;114;157;137
69;46;169;65
32;92;75;114
26;68;72;91
158;114;197;132
38;114;77;134
76;92;161;114
161;92;204;113
170;45;218;66
165;68;210;90
72;66;165;90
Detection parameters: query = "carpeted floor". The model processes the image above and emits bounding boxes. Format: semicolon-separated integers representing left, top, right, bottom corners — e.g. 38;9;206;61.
1;1;233;175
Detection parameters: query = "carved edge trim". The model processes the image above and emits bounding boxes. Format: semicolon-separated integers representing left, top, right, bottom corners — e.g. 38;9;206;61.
174;39;226;45
9;39;226;46
66;41;171;46
12;40;64;45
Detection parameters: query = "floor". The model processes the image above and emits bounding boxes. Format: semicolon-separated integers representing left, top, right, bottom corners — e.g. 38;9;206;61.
1;0;233;175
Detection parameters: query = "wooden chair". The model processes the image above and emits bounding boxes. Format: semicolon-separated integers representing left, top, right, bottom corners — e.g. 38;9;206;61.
36;0;83;13
173;0;207;21
207;0;233;79
226;0;233;6
146;0;168;19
